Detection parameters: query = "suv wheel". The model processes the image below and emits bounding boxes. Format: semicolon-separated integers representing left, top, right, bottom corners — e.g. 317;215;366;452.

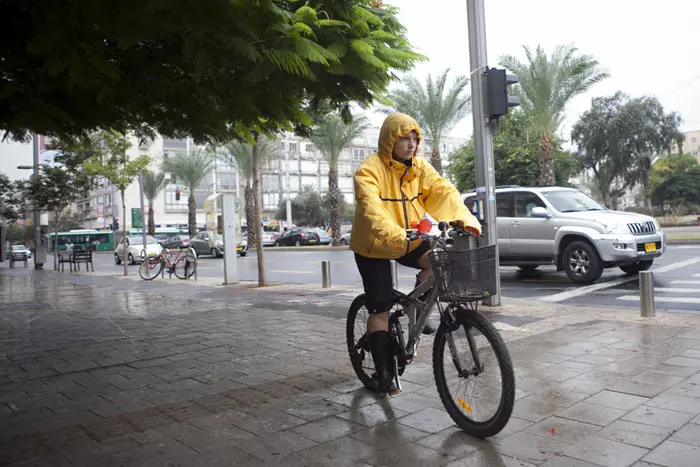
563;241;603;284
620;260;653;275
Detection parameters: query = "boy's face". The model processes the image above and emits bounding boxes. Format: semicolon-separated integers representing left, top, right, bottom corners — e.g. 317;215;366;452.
392;131;418;160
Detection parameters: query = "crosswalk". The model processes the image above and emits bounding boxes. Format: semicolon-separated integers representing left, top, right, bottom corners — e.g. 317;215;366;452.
616;274;700;307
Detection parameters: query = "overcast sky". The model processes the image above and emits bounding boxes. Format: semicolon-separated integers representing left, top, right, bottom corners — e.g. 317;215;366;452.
2;0;698;179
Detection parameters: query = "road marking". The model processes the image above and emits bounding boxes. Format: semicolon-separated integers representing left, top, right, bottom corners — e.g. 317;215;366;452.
541;257;700;303
670;280;700;285
269;270;316;274
617;295;700;305
656;288;700;294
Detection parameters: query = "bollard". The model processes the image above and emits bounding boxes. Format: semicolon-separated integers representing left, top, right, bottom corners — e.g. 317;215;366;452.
322;260;331;288
640;270;655;317
391;260;398;289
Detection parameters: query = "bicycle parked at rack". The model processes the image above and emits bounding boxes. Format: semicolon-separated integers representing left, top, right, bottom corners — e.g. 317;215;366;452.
346;221;515;438
139;246;197;281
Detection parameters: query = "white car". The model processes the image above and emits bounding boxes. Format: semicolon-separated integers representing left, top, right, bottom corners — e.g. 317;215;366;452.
115;235;163;265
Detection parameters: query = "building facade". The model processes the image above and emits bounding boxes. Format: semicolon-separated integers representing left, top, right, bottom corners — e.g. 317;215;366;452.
72;130;468;231
669;129;700;161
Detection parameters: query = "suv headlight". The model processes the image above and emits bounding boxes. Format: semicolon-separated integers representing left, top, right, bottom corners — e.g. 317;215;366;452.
652;219;661;232
601;223;629;235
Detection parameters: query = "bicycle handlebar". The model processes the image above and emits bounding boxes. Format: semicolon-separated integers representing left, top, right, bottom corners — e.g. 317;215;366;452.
406;220;479;242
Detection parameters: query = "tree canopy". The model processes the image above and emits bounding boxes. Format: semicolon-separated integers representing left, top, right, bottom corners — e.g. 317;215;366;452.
1;1;424;143
446;111;580;192
571;91;681;209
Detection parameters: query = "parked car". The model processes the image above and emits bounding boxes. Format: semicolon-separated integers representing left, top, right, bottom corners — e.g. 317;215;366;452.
7;244;31;260
462;186;666;284
274;228;321;246
312;228;332;245
161;234;191;250
262;231;277;247
190;231;247;257
340;229;352;245
114;235;163;265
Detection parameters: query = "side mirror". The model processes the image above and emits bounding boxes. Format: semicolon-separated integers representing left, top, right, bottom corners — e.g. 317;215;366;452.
531;207;551;218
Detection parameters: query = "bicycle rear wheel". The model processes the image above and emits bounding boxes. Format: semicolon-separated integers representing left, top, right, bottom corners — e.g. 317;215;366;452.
432;305;515;438
139;257;163;281
174;249;197;279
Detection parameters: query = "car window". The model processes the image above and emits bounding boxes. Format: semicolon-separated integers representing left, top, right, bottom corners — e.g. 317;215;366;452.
196;232;205;240
496;193;514;217
515;192;547;218
541;190;606;212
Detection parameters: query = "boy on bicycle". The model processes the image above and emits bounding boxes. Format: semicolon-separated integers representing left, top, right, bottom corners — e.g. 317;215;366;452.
350;112;481;392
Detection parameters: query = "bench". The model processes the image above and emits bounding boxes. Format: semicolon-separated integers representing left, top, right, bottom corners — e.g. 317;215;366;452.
9;252;28;268
72;249;94;272
58;251;74;272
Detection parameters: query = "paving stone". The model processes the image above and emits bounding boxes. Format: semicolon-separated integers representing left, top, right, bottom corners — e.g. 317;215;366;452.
599;419;673;449
556;401;628;427
669;422;700;447
563;436;649;467
525;416;601;444
623;405;694;430
396;407;458;433
643;440;700;467
493;431;572;465
291;416;365;443
585;390;649;410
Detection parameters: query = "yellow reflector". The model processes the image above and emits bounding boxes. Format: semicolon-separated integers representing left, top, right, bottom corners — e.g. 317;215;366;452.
457;398;472;413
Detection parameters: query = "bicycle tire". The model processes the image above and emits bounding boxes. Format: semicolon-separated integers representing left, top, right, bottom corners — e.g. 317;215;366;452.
174;250;197;279
432;306;515;438
346;294;377;391
139;257;163;281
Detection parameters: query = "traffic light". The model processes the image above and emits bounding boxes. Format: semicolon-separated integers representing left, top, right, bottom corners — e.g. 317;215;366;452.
175;187;181;201
486;67;520;120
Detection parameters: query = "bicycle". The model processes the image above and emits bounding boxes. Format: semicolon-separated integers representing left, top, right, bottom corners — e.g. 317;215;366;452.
139;246;197;281
346;221;515;438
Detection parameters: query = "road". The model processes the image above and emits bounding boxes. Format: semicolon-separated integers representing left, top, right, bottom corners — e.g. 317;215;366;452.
91;245;700;313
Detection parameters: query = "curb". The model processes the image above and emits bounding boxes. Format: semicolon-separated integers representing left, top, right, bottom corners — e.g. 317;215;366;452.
667;237;700;245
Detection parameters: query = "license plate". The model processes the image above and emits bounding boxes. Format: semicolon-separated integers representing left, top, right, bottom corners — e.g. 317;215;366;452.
644;242;657;253
309;239;317;243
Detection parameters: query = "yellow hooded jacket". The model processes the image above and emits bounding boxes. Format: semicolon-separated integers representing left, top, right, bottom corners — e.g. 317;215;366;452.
350;113;482;259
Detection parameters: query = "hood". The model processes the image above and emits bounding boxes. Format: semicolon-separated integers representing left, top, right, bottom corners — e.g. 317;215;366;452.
378;113;422;158
559;210;655;223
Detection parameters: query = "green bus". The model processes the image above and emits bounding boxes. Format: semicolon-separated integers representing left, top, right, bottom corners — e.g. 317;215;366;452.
48;229;115;252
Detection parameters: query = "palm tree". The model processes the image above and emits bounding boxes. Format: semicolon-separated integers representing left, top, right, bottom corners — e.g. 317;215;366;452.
382;68;470;175
310;114;369;245
222;136;279;254
139;169;166;236
161;147;215;236
499;45;609;186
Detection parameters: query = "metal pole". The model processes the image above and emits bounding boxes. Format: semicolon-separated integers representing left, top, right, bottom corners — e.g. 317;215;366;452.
32;134;44;270
285;146;292;229
321;260;331;288
391;260;398;289
466;0;501;306
640;271;655;317
139;171;148;265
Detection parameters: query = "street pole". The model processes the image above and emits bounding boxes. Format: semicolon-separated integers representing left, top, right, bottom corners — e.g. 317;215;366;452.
139;171;148;263
284;147;292;229
32;134;44;270
466;0;501;306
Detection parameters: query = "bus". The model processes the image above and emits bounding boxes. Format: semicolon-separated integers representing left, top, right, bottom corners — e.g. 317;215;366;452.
48;229;115;252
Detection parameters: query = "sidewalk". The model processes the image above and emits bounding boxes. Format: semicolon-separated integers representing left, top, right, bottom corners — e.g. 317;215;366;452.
2;267;700;466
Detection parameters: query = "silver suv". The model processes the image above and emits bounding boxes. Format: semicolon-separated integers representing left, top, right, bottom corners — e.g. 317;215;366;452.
463;186;666;284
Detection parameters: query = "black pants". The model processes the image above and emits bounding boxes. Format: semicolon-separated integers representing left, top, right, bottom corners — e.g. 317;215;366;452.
355;242;431;314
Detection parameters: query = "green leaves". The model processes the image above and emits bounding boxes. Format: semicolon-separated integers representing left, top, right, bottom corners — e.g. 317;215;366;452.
1;1;422;144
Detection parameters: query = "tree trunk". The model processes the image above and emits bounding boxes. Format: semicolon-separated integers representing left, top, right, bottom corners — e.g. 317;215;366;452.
329;168;341;246
252;136;266;287
122;191;127;276
148;201;155;236
430;147;443;175
188;192;196;237
244;183;257;250
53;222;59;271
539;135;556;186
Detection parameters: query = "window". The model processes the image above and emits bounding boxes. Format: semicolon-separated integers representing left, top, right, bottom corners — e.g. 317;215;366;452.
496;193;514;217
261;175;280;192
263;193;279;210
289;142;298;153
353;149;365;161
164;190;188;213
514;192;546;217
305;143;315;153
692;137;697;144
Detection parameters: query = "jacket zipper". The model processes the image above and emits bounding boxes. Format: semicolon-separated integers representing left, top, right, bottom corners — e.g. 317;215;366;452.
400;167;410;255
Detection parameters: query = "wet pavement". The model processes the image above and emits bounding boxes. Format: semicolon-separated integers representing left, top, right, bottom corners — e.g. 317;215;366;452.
2;267;700;466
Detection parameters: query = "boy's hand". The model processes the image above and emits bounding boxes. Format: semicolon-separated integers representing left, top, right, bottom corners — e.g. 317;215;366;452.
454;220;482;237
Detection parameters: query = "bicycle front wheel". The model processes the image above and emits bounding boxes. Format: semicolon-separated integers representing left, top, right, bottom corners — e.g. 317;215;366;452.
139;257;163;281
174;250;197;279
432;305;515;438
